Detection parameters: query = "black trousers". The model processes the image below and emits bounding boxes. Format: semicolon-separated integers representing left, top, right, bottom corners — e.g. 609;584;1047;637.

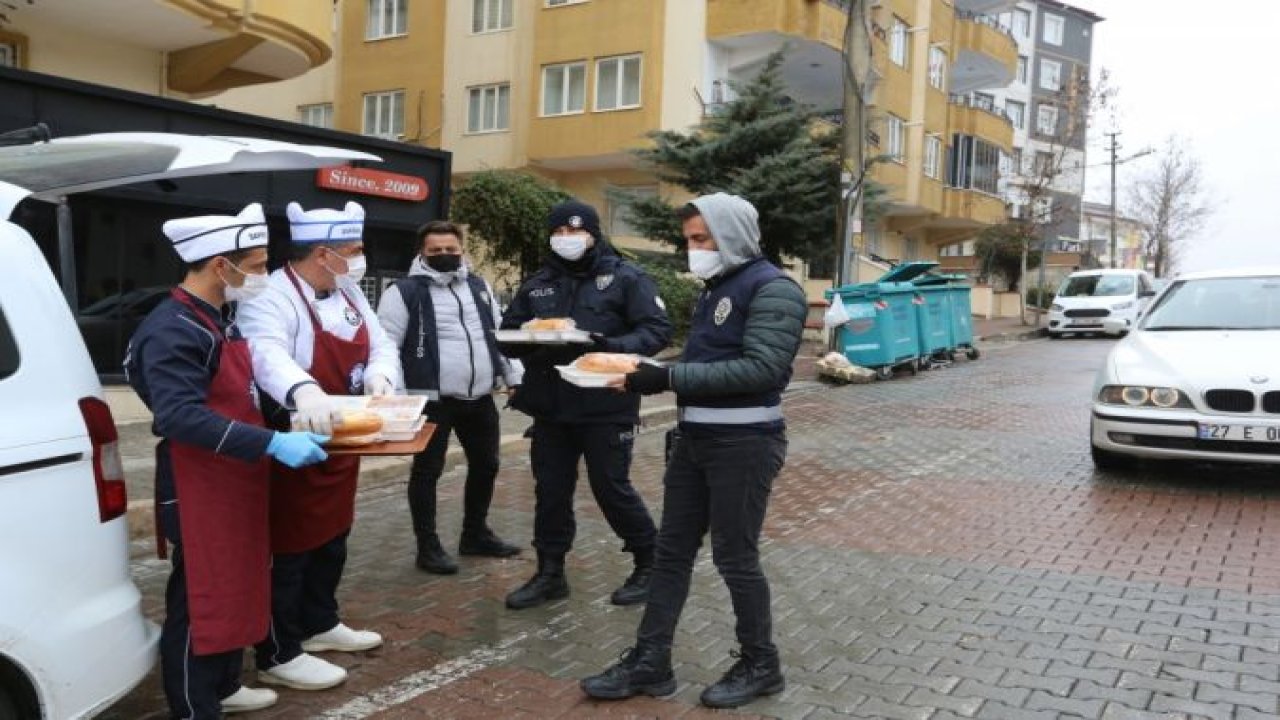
160;544;243;720
408;395;501;538
637;428;787;661
530;419;657;556
254;531;347;670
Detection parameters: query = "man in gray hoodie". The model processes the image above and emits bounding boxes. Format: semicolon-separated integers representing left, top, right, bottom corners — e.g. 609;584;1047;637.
581;193;807;709
377;220;523;574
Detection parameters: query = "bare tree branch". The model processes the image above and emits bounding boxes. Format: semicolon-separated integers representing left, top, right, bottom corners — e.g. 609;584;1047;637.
1126;135;1212;277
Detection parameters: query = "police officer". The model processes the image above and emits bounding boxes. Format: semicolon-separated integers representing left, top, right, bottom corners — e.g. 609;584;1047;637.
377;220;524;573
500;200;672;610
125;203;330;719
580;193;806;709
238;201;400;691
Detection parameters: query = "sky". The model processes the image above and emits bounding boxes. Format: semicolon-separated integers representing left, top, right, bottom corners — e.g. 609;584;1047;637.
1067;0;1280;272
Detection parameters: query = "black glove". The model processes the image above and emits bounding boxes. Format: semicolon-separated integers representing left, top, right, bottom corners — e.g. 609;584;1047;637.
588;332;614;352
624;363;672;395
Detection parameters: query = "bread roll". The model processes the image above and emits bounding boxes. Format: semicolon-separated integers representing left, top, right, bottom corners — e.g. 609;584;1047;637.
577;353;640;374
325;410;383;447
523;317;574;331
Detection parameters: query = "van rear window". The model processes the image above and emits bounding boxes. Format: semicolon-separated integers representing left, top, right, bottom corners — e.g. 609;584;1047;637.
0;305;16;380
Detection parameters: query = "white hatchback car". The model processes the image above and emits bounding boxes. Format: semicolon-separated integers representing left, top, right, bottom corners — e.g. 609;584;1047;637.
0;130;375;719
1048;268;1159;338
1090;267;1280;470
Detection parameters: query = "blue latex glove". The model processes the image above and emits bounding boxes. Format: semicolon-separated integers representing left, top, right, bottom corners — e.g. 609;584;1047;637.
266;431;330;468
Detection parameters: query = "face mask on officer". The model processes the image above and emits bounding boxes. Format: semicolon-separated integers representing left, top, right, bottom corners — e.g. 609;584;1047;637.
425;253;463;273
551;233;592;261
688;249;726;280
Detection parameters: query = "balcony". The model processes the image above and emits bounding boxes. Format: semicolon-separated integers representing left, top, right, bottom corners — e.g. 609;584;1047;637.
942;187;1007;226
704;0;847;111
948;95;1013;153
18;0;331;95
953;0;1018;13
951;11;1017;94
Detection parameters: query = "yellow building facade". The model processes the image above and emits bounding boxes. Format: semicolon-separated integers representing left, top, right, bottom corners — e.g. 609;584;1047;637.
331;0;1016;283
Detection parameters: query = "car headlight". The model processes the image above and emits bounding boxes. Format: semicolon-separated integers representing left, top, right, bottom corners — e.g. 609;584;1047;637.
1098;385;1193;409
1113;301;1134;310
1050;303;1064;312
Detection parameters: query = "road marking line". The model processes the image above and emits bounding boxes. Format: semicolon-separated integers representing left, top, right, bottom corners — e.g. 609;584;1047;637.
317;611;573;719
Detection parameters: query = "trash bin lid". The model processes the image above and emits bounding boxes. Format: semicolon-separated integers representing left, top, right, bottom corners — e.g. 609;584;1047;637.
876;261;940;284
913;272;969;286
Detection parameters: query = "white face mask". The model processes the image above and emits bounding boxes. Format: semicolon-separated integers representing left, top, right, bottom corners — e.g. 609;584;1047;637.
550;234;590;261
223;264;269;303
688;249;725;280
343;255;368;284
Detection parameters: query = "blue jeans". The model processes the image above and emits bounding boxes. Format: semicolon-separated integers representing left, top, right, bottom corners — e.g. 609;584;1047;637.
637;427;787;660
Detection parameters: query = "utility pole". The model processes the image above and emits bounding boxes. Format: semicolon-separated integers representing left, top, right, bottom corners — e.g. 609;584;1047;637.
835;0;873;290
1106;131;1119;268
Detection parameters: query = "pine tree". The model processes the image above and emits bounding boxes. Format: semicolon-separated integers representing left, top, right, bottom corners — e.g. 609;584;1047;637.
617;51;841;267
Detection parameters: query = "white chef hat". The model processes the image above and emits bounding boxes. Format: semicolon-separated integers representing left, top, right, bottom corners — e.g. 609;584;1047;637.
162;203;269;263
287;201;365;244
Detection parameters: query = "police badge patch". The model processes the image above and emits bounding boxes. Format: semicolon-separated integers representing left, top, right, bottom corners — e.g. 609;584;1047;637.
569;215;584;229
714;297;732;325
343;306;361;327
596;274;614;291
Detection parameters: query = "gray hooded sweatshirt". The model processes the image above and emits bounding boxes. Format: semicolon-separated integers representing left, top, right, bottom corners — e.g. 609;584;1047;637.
672;192;808;399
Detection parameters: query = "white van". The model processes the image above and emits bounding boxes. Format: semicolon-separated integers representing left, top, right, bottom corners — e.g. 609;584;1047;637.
0;131;376;719
1047;268;1159;338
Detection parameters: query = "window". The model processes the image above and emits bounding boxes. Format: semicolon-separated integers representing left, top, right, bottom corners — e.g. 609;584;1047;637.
1016;56;1028;84
362;91;405;138
1013;8;1031;37
472;0;513;33
467;83;510;133
1040;59;1062;91
608;186;658;237
890;17;908;67
298;103;333;129
1033;150;1054;174
905;238;920;261
595;54;642;111
1043;13;1065;45
886;114;905;162
1010;147;1023;174
924;135;942;179
1005;100;1025;130
366;0;407;39
0;42;18;68
1036;104;1058;135
948;134;1001;195
1033;195;1054;223
927;47;947;90
546;0;585;5
542;61;586;116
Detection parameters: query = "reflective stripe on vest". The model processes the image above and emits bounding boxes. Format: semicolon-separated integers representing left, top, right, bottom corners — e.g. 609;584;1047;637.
677;405;784;424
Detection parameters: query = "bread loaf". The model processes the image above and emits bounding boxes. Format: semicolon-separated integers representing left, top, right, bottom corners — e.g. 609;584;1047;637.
523;317;575;331
577;353;640;374
326;410;383;447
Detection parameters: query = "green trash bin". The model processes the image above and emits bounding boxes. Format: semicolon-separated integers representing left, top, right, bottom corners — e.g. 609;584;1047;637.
825;264;932;379
912;270;980;360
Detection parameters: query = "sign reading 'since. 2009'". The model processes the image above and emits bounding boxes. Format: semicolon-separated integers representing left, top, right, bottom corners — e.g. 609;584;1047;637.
316;166;430;202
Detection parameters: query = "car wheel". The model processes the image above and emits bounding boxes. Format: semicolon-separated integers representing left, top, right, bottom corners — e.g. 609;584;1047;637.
966;347;981;360
875;366;894;381
1049;332;1062;340
1091;443;1136;471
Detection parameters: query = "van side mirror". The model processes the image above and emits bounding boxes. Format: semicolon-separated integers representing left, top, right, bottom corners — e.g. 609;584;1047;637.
1140;290;1156;298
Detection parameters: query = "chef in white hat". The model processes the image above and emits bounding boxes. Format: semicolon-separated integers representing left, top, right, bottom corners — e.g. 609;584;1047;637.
236;200;399;692
124;203;330;719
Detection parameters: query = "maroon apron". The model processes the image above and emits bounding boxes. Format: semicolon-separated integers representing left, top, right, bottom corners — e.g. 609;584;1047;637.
167;289;271;655
269;266;370;554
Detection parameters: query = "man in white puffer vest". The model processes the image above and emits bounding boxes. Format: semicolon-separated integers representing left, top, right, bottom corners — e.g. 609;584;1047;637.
377;220;524;574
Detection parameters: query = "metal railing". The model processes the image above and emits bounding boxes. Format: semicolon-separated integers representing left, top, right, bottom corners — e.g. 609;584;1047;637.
949;93;1015;127
955;10;1017;41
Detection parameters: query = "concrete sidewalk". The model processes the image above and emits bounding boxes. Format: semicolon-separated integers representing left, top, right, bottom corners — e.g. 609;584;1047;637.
973;314;1048;342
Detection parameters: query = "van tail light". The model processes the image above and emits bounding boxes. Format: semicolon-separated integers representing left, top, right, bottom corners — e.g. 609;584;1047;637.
78;397;127;522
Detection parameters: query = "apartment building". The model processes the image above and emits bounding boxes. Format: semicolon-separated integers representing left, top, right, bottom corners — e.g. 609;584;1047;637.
939;0;1102;275
331;0;1022;287
1081;200;1145;270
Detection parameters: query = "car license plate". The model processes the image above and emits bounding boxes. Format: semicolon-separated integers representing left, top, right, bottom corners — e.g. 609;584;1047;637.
1198;423;1280;442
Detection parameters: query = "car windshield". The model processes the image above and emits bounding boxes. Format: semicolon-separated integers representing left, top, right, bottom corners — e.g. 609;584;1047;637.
0;141;181;195
1057;274;1135;297
1143;276;1280;331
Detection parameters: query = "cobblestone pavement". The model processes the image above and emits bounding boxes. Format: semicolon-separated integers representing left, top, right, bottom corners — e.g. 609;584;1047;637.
103;338;1280;719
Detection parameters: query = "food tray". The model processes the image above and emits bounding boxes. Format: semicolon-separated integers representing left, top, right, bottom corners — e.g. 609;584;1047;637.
367;395;428;433
328;421;436;456
494;328;593;345
380;415;426;442
555;364;620;388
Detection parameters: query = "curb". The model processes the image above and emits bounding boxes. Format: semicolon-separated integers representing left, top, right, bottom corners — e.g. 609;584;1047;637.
124;403;680;547
976;327;1048;343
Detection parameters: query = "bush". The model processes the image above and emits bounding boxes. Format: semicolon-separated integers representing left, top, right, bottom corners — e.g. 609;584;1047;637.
1025;286;1057;310
636;260;702;346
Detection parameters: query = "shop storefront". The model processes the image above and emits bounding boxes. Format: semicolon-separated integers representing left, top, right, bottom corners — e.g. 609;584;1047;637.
1;67;450;379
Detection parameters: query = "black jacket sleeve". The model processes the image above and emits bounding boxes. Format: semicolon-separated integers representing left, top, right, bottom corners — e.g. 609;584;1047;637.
602;269;674;356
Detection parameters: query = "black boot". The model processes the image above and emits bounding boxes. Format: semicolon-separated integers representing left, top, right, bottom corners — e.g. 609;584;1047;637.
699;651;785;709
580;644;676;700
505;552;569;609
609;546;654;606
415;533;458;575
459;527;522;558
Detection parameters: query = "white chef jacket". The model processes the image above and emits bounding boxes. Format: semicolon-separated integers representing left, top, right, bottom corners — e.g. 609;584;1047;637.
238;266;402;407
